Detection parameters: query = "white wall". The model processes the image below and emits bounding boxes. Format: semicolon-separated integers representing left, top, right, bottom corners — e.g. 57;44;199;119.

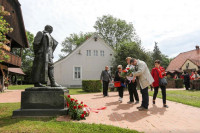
54;35;114;87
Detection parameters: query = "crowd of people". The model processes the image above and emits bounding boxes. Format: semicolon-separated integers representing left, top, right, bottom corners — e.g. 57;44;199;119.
100;57;169;111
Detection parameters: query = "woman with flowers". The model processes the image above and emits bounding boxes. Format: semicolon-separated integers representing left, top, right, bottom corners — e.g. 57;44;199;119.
114;65;125;103
151;60;168;108
126;57;139;104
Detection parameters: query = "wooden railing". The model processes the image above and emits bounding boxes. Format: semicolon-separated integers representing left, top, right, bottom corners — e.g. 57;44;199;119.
0;49;21;67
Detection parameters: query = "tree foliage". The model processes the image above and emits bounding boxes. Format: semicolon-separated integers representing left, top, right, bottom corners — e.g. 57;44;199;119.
59;32;92;59
0;6;13;62
152;42;170;69
21;31;34;83
113;42;152;73
94;15;140;50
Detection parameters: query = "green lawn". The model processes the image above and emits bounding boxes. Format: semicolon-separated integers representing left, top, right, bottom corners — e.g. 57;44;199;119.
8;85;34;90
149;90;200;108
7;85;99;95
0;103;139;133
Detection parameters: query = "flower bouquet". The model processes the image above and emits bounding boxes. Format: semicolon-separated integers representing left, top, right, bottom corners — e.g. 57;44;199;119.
120;67;135;78
64;95;89;120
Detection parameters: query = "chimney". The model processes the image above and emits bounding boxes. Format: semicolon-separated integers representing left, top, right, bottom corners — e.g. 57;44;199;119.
196;45;199;50
196;45;200;55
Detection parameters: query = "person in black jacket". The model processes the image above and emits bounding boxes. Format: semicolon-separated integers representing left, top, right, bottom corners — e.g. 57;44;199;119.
183;71;190;90
100;66;112;97
114;65;125;103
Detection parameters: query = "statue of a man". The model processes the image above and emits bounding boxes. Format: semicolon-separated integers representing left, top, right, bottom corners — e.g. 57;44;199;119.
32;25;61;87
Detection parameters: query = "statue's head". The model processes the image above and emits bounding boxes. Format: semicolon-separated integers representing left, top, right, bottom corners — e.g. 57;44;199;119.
44;25;53;33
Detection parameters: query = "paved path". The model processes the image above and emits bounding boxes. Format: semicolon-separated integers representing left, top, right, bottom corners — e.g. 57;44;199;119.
1;89;200;133
58;91;200;133
0;90;22;103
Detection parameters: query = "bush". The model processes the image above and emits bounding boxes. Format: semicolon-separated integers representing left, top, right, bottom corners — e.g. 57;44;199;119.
175;79;183;88
82;80;102;92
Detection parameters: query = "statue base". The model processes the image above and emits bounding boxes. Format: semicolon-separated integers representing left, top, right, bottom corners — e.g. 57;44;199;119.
12;87;69;117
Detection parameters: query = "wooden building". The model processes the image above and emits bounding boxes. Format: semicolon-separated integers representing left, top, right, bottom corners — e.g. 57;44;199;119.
0;0;28;91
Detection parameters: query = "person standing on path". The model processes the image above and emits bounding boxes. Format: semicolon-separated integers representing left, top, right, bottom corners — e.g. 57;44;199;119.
183;71;190;90
130;58;154;111
126;57;139;104
114;65;125;103
151;60;168;108
100;66;112;97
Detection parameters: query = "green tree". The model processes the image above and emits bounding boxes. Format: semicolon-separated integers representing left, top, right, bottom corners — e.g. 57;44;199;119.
0;6;13;62
21;31;34;83
94;15;139;50
152;42;162;62
113;42;152;73
152;42;170;69
59;32;92;59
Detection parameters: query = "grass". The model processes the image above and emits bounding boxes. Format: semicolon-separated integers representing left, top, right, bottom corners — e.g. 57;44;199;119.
7;85;101;95
8;85;34;90
0;103;139;133
149;90;200;108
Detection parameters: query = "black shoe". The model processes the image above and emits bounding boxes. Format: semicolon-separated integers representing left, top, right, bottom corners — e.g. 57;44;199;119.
51;82;62;87
34;83;45;87
137;106;143;109
135;101;139;104
127;101;134;104
163;104;169;108
138;106;148;111
153;101;155;104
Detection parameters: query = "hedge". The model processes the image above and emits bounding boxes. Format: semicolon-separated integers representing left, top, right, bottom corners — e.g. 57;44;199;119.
82;80;102;92
175;79;183;88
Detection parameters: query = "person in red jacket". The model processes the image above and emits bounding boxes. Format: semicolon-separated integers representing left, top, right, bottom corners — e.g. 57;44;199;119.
151;60;168;108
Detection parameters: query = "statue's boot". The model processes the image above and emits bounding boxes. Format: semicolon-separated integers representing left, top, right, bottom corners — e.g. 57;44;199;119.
34;83;45;87
48;65;62;87
51;82;62;87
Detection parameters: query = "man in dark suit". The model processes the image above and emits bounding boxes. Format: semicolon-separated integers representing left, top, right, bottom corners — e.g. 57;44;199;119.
100;66;112;97
183;71;190;90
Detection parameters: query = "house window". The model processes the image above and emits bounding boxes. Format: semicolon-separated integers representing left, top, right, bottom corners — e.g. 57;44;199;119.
74;67;81;79
94;50;98;56
100;50;104;56
86;50;91;56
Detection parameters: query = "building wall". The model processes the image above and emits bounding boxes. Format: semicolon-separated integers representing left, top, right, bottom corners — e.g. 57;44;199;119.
181;60;198;71
54;36;114;87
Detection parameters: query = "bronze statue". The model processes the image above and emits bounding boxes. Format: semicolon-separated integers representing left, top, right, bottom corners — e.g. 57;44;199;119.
32;25;61;87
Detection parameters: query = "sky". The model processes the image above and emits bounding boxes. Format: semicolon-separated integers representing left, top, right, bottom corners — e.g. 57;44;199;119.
19;0;200;61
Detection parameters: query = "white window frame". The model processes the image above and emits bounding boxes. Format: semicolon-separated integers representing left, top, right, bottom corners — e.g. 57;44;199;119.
93;50;98;56
86;50;91;56
73;66;82;80
100;50;105;56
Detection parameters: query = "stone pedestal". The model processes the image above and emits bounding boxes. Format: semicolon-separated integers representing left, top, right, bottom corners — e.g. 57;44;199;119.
13;87;69;117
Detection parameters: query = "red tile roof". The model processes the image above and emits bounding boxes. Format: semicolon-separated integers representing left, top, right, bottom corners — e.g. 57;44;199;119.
166;49;200;72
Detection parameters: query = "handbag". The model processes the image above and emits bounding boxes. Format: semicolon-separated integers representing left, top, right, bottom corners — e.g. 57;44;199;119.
156;69;167;86
114;81;121;87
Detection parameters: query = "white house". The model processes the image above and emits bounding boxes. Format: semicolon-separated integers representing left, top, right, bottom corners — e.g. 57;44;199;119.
54;34;114;88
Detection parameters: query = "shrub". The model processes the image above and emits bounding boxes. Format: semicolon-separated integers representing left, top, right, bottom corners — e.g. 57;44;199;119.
82;80;102;92
175;79;183;88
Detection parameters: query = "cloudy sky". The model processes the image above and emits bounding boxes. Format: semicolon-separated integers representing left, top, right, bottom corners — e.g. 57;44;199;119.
19;0;200;61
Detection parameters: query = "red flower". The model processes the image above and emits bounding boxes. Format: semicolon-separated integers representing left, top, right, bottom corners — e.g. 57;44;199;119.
78;105;82;109
123;70;127;73
67;103;69;107
67;95;70;98
83;111;87;114
73;106;77;109
81;114;85;118
70;98;74;101
126;68;130;70
75;100;78;103
81;101;83;104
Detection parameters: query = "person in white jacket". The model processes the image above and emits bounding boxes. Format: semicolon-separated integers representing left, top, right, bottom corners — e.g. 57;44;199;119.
130;58;154;111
